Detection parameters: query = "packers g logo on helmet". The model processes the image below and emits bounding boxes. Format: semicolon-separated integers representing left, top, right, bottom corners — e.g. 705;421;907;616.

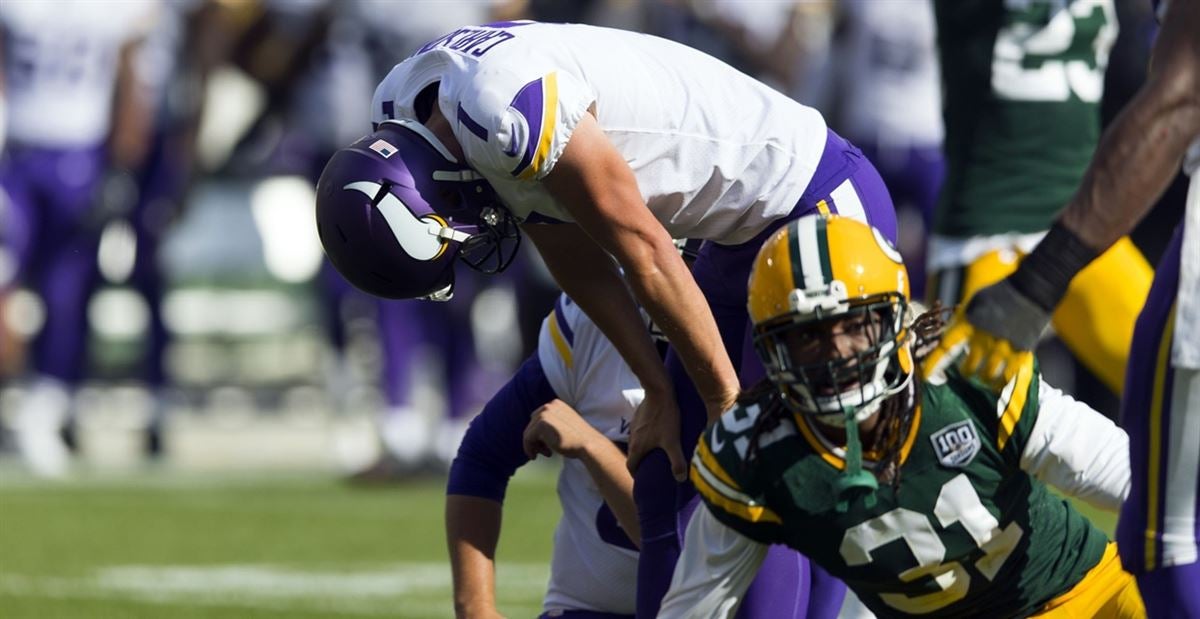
747;215;913;427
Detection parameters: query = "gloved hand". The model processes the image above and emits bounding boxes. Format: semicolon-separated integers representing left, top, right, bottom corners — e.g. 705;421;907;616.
923;278;1045;390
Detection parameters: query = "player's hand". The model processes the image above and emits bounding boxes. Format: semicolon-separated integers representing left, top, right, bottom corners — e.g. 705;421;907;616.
522;399;602;461
625;386;687;481
926;278;1046;390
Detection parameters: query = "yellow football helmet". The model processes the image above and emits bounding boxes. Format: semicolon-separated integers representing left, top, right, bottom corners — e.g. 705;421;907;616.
748;214;913;427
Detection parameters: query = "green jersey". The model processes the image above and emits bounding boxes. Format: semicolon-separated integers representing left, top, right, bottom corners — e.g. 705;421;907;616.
691;364;1108;618
933;0;1117;237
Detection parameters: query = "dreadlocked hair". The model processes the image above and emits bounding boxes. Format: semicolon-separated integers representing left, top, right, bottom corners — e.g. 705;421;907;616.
875;301;952;488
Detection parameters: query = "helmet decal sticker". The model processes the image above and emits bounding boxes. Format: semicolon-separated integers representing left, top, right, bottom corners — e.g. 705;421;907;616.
343;181;449;261
368;139;398;159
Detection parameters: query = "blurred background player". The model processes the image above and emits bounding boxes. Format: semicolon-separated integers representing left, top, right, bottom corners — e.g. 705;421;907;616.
926;0;1152;407
940;0;1200;614
830;0;943;299
1;0;157;476
124;0;230;457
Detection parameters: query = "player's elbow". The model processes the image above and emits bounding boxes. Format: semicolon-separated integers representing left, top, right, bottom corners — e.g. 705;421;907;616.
1149;58;1200;136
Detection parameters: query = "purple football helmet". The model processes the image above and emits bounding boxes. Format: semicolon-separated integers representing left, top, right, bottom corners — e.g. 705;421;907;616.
315;119;519;301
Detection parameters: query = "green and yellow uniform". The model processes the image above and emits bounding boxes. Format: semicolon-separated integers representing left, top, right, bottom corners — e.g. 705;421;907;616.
928;0;1151;395
933;0;1114;236
687;364;1137;617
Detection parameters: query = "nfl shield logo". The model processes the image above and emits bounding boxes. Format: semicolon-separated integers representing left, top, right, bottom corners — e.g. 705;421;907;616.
369;139;398;159
931;421;981;468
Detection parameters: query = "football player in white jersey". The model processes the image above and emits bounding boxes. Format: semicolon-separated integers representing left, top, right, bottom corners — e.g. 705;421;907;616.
446;294;641;618
928;0;1200;615
1;0;156;476
314;21;899;615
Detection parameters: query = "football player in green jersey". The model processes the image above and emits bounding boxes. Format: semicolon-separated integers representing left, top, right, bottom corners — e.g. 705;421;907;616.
659;215;1143;618
927;0;1152;396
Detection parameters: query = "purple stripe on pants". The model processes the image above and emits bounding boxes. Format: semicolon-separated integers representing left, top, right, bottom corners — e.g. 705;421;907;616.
634;128;893;617
1116;225;1200;618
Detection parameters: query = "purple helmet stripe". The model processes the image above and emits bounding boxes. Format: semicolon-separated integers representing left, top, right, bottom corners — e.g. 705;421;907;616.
457;103;489;141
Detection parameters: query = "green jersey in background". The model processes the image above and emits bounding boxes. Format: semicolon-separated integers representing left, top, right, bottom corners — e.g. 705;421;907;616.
933;0;1117;237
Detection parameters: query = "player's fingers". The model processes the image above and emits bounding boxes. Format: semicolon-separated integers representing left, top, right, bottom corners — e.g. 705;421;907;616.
924;320;970;378
960;334;986;378
664;439;688;483
521;420;542;460
626;439;648;474
981;349;1007;386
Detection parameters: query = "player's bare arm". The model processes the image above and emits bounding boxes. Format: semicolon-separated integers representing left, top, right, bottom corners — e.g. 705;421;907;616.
522;399;640;547
1060;0;1200;251
521;223;688;481
110;32;153;171
445;495;506;619
542;114;739;417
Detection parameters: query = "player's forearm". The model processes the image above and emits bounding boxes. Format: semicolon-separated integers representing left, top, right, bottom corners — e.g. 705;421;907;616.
526;225;674;397
580;438;640;548
1061;0;1200;252
110;41;152;170
1060;75;1200;252
445;495;503;617
624;244;739;418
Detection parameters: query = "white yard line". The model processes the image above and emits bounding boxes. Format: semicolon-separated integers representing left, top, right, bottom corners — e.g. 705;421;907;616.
0;562;549;618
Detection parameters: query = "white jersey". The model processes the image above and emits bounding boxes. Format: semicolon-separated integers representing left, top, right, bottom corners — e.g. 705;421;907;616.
536;294;641;615
0;0;156;148
371;21;828;245
836;0;943;148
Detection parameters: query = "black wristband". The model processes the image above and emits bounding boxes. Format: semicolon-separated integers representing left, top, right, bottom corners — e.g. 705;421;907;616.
1009;221;1100;312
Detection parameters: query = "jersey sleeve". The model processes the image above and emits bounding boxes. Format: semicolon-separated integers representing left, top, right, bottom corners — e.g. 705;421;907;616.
536;294;592;405
457;67;595;182
690;404;786;545
446;353;557;502
1019;378;1130;511
953;359;1043;466
658;504;768;619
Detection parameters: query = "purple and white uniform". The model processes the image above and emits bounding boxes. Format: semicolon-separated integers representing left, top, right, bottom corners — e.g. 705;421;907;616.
374;22;895;616
0;0;155;382
1115;5;1200;611
449;294;640;617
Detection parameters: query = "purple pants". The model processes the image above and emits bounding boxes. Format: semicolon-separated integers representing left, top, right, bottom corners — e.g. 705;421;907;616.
635;128;897;617
1;144;106;384
1116;226;1200;618
321;262;507;419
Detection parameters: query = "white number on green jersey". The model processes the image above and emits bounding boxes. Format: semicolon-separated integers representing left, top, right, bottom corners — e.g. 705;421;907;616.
838;473;1025;613
991;0;1117;103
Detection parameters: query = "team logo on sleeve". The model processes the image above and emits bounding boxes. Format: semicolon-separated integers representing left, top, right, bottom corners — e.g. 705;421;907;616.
930;421;981;468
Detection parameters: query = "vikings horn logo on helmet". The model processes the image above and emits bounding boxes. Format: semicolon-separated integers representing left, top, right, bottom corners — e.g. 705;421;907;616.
343;181;471;262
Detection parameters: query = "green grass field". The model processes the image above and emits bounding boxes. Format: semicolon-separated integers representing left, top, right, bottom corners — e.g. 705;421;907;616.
0;465;561;618
0;463;1118;619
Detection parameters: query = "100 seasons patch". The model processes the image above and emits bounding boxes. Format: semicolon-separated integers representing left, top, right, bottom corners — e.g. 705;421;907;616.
930;420;981;468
